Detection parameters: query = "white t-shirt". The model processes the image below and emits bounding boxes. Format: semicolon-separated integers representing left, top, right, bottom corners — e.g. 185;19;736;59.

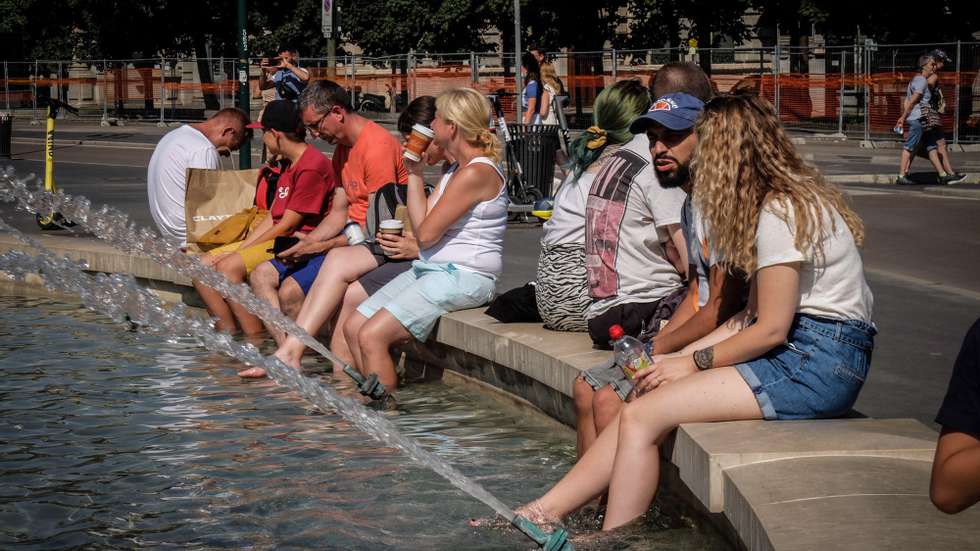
756;199;873;322
147;125;220;242
585;133;687;318
542;145;621;246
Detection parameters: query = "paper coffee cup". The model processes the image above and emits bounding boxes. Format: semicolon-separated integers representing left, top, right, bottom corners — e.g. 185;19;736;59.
403;123;434;162
379;219;404;236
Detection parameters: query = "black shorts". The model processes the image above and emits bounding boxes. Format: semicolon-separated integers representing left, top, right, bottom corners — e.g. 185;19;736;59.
587;300;661;350
358;259;413;296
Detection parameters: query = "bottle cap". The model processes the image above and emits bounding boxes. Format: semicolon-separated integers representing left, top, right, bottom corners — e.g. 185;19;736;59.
608;324;625;340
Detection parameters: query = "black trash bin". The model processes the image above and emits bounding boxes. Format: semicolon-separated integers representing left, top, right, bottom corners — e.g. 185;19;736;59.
507;124;561;199
0;112;12;160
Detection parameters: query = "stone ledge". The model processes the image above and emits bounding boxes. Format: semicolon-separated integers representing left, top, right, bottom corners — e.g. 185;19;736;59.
673;418;938;513
434;308;609;398
0;233;190;286
724;455;980;551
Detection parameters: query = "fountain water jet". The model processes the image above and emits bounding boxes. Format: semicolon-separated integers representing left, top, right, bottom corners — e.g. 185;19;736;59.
0;200;572;549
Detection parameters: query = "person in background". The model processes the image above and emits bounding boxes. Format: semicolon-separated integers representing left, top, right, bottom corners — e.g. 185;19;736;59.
521;53;543;125
931;317;980;514
344;88;507;399
147;108;249;243
194;100;339;335
537;80;649;334
529;44;548;67
516;92;875;532
538;64;562;126
923;49;967;184
258;45;310;103
895;54;946;185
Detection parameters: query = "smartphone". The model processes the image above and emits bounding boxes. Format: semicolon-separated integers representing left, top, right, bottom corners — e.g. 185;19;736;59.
272;236;300;255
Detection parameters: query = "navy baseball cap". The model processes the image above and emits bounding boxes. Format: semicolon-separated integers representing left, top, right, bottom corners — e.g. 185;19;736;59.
630;93;705;133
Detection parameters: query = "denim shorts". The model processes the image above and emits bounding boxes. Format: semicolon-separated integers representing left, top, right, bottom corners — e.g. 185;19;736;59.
357;260;496;341
735;314;876;420
903;119;937;152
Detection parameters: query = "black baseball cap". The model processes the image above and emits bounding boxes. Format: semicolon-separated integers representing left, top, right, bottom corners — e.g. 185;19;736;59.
930;49;952;64
247;100;302;133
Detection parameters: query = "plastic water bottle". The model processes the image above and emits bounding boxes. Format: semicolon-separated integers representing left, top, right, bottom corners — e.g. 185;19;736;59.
609;324;653;380
893;124;903;135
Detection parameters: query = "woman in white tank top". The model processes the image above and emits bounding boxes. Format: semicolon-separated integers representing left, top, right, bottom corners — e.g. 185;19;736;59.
343;88;508;400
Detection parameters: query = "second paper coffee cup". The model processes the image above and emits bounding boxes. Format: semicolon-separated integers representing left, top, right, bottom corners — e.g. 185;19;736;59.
379;219;404;236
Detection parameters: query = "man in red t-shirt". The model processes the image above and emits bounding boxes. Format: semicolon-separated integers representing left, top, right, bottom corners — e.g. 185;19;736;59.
246;80;407;352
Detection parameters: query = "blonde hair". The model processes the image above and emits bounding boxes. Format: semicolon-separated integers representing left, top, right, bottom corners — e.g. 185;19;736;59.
435;88;501;163
692;93;865;275
541;63;561;92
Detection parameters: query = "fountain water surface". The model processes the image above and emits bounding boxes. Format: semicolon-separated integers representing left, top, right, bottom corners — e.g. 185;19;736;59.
0;168;574;549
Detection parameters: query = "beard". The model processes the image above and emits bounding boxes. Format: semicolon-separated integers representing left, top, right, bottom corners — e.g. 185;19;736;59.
655;160;690;189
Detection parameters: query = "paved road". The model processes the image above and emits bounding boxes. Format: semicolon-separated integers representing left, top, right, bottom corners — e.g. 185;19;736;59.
2;132;979;428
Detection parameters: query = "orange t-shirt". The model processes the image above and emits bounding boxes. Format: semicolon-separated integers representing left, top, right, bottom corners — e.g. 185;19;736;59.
332;120;408;225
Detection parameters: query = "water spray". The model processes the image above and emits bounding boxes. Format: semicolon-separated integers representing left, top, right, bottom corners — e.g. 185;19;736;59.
0;171;574;550
0;167;353;375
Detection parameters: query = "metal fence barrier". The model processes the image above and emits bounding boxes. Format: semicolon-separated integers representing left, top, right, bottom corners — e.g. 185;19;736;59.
2;42;978;143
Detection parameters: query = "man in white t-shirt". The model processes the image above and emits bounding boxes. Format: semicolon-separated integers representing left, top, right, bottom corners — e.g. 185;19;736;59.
583;95;689;349
147;108;250;242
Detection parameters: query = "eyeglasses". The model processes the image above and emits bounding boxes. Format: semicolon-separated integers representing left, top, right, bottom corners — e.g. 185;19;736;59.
304;111;329;132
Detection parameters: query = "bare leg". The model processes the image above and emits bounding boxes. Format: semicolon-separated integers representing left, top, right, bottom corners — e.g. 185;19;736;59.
527;367;761;528
592;386;626;438
329;282;369;371
215;254;265;336
249;261;284;341
602;367;762;529
276;247;378;369
573;377;597;458
343;310;370;372
900;149;913;175
278;278;306;321
194;253;250;333
194;279;237;333
357;308;412;390
927;149;946;175
937;139;956;174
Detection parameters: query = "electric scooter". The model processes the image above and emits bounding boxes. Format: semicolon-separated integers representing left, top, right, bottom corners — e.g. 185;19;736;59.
37;98;78;230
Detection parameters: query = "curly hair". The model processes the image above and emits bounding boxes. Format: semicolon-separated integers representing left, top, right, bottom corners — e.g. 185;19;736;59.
692;93;865;275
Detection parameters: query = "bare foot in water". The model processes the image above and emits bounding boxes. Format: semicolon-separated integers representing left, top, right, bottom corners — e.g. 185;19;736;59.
237;366;267;378
239;346;305;378
514;501;561;528
274;347;302;370
469;501;559;530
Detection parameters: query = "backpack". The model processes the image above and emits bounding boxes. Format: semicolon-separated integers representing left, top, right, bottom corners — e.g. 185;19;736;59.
365;183;409;256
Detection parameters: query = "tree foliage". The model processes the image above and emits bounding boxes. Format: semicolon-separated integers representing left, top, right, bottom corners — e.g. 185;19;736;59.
1;0;977;62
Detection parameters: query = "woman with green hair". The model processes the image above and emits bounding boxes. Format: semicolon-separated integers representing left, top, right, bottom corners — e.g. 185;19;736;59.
535;79;651;331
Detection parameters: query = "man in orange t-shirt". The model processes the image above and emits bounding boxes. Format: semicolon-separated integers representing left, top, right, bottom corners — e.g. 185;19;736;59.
247;80;407;347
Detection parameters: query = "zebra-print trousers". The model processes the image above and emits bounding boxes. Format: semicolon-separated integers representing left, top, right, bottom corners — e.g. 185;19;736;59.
535;242;591;332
